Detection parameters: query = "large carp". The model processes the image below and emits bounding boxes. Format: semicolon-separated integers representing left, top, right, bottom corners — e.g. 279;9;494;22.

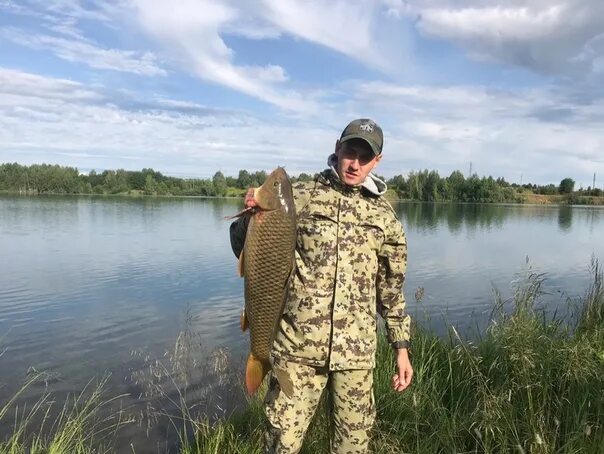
237;167;296;396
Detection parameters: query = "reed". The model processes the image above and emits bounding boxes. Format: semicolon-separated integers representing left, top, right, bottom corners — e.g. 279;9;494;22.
0;375;131;454
195;260;604;453
1;262;602;452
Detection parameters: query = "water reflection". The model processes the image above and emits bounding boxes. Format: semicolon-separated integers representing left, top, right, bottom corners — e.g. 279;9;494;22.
558;206;573;232
398;202;513;234
395;202;604;236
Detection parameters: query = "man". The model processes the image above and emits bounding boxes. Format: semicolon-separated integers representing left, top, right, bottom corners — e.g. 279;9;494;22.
230;119;412;453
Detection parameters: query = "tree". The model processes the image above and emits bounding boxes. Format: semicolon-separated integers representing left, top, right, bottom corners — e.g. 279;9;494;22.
156;181;169;196
559;178;575;194
213;171;227;196
252;170;267;186
103;169;129;194
296;173;313;183
144;174;157;195
237;170;252;189
446;170;466;201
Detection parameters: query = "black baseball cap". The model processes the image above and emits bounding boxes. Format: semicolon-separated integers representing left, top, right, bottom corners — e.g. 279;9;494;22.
339;118;383;156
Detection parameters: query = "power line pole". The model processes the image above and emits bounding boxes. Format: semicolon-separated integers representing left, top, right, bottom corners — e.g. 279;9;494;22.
468;162;472;177
594;172;596;190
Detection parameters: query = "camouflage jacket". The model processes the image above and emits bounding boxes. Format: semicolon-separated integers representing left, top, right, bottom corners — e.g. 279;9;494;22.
271;168;410;370
230;168;410;370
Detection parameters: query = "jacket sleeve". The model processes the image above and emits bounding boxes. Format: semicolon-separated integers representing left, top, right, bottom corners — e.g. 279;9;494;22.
229;216;249;258
376;217;411;348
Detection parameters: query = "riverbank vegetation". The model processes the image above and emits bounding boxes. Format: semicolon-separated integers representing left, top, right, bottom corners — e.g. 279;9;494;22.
1;261;603;452
192;261;604;453
0;376;130;453
2;162;603;205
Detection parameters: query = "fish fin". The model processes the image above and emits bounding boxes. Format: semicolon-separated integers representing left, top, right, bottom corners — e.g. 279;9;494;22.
240;308;249;331
223;207;254;220
245;353;268;395
237;250;245;277
273;366;294;398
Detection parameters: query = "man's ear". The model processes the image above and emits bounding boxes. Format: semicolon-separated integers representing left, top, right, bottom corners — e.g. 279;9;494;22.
371;153;382;170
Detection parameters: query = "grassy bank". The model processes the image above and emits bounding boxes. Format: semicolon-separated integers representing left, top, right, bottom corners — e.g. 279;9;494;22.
1;263;603;453
193;263;604;453
520;193;604;206
0;376;131;454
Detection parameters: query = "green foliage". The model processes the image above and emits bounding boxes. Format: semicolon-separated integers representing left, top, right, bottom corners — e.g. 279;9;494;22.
0;163;84;194
393;169;524;203
102;169;129;194
143;174;157;195
559;178;575;194
537;183;559;195
237;170;267;189
291;173;315;183
196;263;604;453
1;162;594;205
0;376;131;453
2;263;603;452
212;171;227;197
237;170;251;189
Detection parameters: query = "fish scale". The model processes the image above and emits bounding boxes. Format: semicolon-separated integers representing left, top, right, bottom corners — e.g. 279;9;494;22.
238;167;297;395
244;209;296;361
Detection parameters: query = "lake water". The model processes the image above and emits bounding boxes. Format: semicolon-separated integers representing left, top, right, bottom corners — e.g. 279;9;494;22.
1;195;603;451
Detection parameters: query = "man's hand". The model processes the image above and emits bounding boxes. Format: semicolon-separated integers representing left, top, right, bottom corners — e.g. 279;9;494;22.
392;348;413;392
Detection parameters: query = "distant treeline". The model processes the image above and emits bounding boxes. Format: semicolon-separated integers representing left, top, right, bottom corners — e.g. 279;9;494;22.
0;163;280;197
1;162;602;203
388;170;601;203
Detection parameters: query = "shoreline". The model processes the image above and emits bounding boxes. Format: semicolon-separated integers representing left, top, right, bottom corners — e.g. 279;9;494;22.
2;190;604;206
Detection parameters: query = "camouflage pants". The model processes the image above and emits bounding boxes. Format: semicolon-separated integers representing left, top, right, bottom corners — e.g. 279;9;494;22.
264;359;375;454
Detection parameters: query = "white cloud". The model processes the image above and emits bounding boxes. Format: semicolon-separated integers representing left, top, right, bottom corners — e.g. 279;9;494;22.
0;68;333;176
2;0;412;111
1;27;167;76
2;2;604;188
115;0;417;111
348;80;604;185
126;0;319;112
0;68;102;103
2;68;604;187
254;0;383;68
401;0;604;76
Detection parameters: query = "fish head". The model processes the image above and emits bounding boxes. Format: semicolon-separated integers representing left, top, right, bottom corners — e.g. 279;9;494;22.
254;167;295;215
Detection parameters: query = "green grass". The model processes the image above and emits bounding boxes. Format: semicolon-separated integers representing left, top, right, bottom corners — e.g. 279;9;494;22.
0;376;132;454
194;261;604;453
2;262;603;452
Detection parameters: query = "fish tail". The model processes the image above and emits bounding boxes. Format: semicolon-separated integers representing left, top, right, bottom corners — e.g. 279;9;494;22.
245;352;268;395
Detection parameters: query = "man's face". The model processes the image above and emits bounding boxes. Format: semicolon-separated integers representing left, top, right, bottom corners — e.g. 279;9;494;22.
335;139;382;186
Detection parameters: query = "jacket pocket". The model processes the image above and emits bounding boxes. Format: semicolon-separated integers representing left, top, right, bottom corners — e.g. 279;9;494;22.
386;256;407;277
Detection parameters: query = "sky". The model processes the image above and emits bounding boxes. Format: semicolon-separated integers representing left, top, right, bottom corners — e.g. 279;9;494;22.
1;0;603;186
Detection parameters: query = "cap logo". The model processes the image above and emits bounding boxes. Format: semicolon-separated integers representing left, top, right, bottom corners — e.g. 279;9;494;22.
359;122;374;133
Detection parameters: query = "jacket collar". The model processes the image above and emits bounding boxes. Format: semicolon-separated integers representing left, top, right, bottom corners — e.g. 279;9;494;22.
321;153;388;196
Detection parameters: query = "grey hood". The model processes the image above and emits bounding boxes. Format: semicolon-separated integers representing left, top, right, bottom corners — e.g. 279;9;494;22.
327;153;387;196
